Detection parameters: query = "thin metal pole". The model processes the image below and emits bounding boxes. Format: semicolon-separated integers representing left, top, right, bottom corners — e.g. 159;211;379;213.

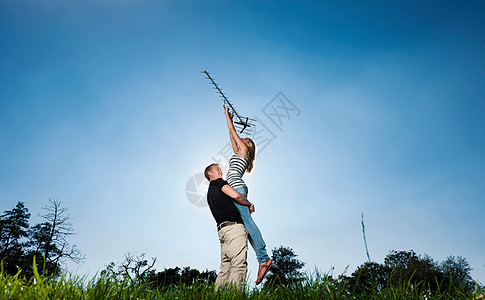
202;71;243;123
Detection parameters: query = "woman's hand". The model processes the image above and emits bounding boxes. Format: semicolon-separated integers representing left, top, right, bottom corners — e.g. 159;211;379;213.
224;106;234;120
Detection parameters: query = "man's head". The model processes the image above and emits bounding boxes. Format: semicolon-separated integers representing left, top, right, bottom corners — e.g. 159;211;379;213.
204;163;222;181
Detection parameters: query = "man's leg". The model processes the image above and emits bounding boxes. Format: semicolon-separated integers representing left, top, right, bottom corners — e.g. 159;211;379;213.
225;224;248;290
215;229;231;290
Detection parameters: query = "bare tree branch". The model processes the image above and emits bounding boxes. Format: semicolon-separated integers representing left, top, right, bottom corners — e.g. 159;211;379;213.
37;198;85;273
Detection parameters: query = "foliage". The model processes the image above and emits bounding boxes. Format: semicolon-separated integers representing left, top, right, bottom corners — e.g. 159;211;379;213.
0;200;84;278
385;250;442;290
440;255;475;292
101;252;157;282
101;253;217;289
346;261;390;295
1;261;484;300
346;250;477;296
0;202;31;275
264;245;305;287
146;266;217;288
2;201;480;299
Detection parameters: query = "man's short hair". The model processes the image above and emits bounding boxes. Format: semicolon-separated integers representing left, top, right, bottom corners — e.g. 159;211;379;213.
204;163;219;181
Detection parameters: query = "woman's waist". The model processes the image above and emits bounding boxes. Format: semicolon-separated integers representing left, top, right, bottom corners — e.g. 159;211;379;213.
227;170;245;176
231;183;248;190
226;176;246;183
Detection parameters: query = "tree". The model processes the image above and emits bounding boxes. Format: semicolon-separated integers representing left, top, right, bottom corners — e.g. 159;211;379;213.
120;252;157;282
31;199;85;275
0;202;31;274
101;253;157;282
198;269;217;285
29;222;55;258
179;266;216;286
101;255;217;288
440;255;474;293
264;246;305;287
145;266;217;288
347;262;390;295
27;222;60;276
146;266;181;287
347;250;476;296
1;200;84;277
384;250;441;290
21;199;85;277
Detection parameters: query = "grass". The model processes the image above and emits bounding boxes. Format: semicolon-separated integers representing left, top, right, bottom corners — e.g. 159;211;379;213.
1;262;484;299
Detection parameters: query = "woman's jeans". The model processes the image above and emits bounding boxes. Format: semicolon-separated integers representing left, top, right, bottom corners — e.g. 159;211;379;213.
233;186;270;263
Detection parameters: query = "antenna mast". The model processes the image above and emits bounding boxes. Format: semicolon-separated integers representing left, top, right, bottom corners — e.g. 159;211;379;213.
202;70;256;134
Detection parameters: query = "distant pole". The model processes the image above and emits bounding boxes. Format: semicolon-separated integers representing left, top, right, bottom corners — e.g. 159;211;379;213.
361;212;371;263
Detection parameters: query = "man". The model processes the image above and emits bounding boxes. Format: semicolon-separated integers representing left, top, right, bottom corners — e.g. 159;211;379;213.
204;163;254;290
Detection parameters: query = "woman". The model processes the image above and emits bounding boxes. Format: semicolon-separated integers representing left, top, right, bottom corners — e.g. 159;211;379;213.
224;106;272;285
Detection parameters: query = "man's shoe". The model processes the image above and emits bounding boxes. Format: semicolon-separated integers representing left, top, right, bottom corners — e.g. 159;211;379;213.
255;258;272;285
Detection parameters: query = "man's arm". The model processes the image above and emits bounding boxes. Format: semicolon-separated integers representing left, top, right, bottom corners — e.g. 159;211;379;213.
222;184;251;207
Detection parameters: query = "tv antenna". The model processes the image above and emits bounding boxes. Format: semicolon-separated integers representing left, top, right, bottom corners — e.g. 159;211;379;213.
202;70;256;134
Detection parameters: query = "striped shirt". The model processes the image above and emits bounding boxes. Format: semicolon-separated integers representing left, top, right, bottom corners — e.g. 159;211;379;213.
226;154;248;189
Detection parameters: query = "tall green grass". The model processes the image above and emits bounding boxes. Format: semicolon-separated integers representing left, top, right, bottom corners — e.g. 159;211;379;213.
1;261;484;299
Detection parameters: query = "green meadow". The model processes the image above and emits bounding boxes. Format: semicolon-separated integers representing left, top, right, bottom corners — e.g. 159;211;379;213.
2;261;483;300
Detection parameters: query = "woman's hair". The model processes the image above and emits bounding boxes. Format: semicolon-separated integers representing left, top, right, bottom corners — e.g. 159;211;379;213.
246;138;256;173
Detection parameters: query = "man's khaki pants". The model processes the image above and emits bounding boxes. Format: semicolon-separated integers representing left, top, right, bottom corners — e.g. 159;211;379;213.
215;223;248;290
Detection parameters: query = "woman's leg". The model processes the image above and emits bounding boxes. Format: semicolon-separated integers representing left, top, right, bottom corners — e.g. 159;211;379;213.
233;186;270;264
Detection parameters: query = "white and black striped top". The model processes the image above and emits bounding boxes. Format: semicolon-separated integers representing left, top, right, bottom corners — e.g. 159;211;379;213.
226;154;248;188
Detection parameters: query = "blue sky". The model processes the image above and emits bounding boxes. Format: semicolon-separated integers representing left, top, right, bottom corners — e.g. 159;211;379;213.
1;0;484;284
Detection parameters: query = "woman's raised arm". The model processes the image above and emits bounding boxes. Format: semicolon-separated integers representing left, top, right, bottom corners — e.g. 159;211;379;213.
224;106;248;156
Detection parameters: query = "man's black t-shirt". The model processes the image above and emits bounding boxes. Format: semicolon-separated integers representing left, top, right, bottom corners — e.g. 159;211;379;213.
207;178;243;226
